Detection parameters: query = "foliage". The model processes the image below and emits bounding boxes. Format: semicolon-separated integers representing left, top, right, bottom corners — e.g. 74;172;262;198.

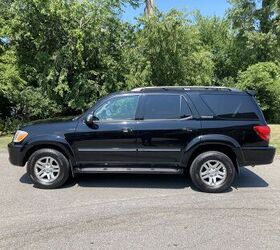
0;117;25;134
194;13;235;83
5;0;138;115
269;125;280;152
228;0;280;72
0;135;13;148
125;11;214;87
0;0;280;132
237;62;280;122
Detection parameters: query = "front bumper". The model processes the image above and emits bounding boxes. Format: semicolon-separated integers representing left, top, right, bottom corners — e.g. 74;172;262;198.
8;143;25;166
240;146;276;166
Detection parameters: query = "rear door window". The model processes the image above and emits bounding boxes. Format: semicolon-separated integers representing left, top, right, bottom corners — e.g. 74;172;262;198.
180;97;192;118
201;94;259;120
142;95;192;120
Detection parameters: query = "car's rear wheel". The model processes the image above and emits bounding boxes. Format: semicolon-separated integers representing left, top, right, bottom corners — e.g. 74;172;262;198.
189;151;236;193
27;148;70;189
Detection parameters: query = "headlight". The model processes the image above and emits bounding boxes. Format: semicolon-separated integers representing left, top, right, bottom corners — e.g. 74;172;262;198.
13;130;28;143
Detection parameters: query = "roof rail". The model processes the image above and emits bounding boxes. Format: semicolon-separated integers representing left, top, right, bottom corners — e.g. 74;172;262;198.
131;86;239;92
246;90;257;96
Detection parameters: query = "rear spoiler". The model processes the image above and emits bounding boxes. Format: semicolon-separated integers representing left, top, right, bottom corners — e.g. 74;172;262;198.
246;90;257;97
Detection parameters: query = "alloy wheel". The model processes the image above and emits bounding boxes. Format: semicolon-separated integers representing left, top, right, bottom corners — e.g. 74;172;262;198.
199;160;227;187
34;156;60;183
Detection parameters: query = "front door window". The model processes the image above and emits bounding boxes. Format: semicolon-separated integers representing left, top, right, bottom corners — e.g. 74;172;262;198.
94;95;140;121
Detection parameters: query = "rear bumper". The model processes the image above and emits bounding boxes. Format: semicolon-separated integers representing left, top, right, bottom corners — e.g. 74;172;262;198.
240;146;276;166
8;143;25;167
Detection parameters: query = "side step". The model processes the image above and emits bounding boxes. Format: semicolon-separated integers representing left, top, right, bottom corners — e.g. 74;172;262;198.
74;167;183;174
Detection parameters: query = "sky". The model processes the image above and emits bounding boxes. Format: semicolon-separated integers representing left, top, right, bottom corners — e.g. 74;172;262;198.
122;0;231;22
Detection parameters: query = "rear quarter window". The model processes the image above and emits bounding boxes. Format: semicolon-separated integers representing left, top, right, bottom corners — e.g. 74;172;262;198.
201;94;259;120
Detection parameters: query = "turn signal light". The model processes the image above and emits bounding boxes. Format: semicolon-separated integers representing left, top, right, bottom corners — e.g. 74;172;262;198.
13;130;28;143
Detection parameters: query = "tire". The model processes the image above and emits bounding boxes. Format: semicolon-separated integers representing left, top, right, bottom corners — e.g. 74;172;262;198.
189;151;236;193
27;148;70;189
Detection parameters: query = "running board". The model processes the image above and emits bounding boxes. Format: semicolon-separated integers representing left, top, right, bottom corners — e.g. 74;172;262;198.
74;167;183;174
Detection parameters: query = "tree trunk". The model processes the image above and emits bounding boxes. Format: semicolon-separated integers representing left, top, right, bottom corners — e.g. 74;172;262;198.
145;0;155;18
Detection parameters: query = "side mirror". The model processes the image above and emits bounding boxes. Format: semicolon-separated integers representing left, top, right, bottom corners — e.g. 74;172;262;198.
85;114;98;127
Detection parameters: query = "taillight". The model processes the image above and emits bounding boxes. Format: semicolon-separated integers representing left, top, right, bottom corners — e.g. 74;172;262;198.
253;125;270;141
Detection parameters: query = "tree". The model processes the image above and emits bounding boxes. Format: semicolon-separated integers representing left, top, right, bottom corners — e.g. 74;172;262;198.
145;0;155;18
3;0;138;119
229;0;280;33
237;62;280;122
125;11;214;87
228;0;280;69
194;13;236;83
1;0;280;130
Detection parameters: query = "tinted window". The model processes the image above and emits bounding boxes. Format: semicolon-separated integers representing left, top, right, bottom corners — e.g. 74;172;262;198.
181;98;192;118
201;94;259;120
142;95;191;120
95;95;139;120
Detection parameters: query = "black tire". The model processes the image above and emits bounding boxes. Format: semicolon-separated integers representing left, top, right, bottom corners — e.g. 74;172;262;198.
27;148;70;189
189;151;236;193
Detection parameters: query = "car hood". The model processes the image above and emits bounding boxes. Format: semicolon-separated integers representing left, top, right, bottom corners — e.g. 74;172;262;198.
20;117;79;135
23;117;75;126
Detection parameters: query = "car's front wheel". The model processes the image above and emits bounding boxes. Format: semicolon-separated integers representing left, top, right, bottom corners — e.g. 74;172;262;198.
27;148;70;189
189;151;236;193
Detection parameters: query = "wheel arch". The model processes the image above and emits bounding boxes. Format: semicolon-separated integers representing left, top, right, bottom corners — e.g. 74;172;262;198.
23;140;76;177
182;135;243;174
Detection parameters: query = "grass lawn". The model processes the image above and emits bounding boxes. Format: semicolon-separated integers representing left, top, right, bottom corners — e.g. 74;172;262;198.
269;125;280;153
0;135;12;150
0;125;279;154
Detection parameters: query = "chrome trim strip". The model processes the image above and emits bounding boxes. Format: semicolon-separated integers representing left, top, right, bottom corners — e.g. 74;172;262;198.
75;167;182;174
137;116;193;122
138;148;181;152
78;148;137;152
78;148;181;152
201;116;214;119
87;120;136;124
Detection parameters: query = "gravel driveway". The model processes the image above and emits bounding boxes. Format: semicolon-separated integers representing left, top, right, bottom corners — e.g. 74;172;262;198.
0;150;279;250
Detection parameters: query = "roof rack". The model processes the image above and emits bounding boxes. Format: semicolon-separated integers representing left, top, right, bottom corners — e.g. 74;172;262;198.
131;86;239;92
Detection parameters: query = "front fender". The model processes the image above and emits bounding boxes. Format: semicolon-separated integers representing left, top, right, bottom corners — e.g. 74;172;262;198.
22;135;76;167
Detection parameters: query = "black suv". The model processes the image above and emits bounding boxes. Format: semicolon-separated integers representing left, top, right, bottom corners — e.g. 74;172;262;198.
8;86;276;192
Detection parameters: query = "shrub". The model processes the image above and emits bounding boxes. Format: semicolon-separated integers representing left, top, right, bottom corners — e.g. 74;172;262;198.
237;62;280;123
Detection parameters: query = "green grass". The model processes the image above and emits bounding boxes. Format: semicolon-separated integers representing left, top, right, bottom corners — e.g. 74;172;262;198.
0;135;12;150
270;125;280;154
0;125;279;153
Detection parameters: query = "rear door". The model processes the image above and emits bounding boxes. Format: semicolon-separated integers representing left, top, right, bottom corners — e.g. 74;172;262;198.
136;93;200;165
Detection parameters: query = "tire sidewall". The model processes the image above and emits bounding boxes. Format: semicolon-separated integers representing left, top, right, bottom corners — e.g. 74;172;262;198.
190;151;236;193
27;149;69;189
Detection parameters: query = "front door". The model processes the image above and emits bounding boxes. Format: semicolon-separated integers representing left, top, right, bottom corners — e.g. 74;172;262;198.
74;94;140;165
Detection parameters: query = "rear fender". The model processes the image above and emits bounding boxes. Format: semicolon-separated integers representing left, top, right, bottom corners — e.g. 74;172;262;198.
181;134;243;169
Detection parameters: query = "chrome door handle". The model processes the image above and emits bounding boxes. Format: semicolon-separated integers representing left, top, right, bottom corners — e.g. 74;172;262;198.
182;128;193;132
122;128;133;133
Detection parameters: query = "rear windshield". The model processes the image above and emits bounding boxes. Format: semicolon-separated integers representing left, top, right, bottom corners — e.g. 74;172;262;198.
201;94;259;120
